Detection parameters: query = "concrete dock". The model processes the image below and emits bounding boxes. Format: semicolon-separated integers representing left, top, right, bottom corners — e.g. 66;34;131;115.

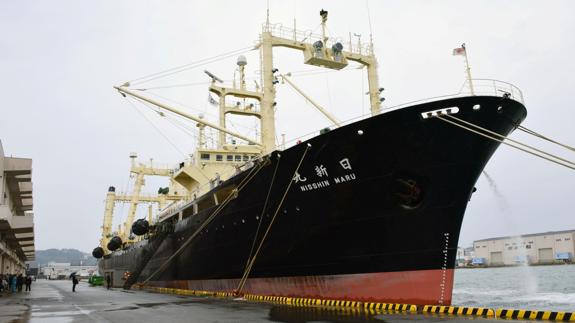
0;279;523;323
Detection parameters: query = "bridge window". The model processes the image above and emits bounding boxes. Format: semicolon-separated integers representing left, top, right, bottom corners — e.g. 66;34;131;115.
201;154;210;160
227;155;233;161
216;155;223;161
235;155;242;161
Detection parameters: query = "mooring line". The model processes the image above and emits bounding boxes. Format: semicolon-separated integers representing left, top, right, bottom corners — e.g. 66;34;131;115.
137;158;268;286
236;144;311;294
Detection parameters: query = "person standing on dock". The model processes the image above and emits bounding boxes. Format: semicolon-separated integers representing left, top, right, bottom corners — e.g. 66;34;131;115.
10;275;16;293
25;276;32;292
106;275;111;290
71;274;79;292
16;274;23;292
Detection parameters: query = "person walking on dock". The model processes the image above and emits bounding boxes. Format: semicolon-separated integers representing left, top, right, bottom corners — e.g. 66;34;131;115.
71;274;79;292
25;276;32;292
106;275;111;290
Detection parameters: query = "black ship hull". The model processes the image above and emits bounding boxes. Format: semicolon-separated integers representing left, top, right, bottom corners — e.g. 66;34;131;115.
99;96;526;305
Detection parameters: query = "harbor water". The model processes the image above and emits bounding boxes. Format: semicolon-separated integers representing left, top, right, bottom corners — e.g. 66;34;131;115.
453;264;575;311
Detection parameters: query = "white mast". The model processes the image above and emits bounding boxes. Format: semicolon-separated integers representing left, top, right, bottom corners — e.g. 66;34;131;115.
462;43;475;95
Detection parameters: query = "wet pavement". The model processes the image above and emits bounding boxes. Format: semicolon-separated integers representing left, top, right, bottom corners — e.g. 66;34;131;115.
0;280;522;323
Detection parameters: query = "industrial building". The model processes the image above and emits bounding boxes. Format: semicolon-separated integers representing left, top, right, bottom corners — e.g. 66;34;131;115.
456;246;474;266
473;230;575;266
0;140;35;275
40;262;97;280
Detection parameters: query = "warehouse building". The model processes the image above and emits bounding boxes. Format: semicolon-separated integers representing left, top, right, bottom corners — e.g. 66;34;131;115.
473;230;575;266
40;262;97;280
0;140;35;275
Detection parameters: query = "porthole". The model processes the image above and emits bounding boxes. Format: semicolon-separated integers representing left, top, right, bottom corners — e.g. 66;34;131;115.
473;104;480;111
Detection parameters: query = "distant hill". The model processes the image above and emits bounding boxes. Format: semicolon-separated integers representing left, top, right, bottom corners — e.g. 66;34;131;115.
35;249;97;267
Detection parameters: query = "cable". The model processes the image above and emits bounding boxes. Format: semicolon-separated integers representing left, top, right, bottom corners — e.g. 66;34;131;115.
366;0;374;50
137;67;358;91
436;115;575;171
518;125;575;153
241;154;281;279
142;81;213;90
138;158;268;286
144;90;256;133
129;46;256;85
235;145;311;294
444;114;575;168
125;97;187;157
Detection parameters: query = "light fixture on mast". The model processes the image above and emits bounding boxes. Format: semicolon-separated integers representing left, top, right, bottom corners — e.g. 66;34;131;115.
331;42;343;62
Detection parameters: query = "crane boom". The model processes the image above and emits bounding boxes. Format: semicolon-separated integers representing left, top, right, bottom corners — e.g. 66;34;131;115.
114;86;263;147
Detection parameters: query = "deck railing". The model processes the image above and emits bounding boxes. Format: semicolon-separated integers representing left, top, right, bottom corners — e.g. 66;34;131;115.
281;79;525;149
263;23;373;56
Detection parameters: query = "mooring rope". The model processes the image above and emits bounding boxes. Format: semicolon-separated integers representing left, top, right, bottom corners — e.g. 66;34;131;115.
235;144;312;295
517;125;575;153
444;114;575;168
242;153;282;278
138;158;268;286
435;114;575;171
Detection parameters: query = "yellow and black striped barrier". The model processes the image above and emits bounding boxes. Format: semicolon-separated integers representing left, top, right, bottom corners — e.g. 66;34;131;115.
497;309;575;321
134;287;575;321
364;302;418;312
422;305;494;317
244;294;417;312
136;285;234;298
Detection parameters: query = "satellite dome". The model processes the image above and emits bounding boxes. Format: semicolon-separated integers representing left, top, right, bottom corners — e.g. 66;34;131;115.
237;55;247;66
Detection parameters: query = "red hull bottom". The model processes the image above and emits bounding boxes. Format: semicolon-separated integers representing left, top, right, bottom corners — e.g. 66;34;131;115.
149;269;454;305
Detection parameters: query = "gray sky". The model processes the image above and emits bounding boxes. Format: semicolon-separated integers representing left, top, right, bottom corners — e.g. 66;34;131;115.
1;0;574;253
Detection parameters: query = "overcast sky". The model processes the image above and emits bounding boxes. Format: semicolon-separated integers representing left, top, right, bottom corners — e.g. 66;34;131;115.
1;1;574;253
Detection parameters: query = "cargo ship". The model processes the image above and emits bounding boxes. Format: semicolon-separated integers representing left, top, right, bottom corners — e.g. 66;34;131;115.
93;10;527;305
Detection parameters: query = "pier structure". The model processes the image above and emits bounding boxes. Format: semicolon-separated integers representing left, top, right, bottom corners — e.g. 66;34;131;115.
0;139;35;275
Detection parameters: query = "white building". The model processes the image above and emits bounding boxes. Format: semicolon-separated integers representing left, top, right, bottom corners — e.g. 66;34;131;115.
41;262;97;279
473;230;575;266
0;140;35;275
456;246;474;266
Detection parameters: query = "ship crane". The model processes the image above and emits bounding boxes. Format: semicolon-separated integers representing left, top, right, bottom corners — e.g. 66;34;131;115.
99;153;186;253
279;73;341;127
114;85;262;148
